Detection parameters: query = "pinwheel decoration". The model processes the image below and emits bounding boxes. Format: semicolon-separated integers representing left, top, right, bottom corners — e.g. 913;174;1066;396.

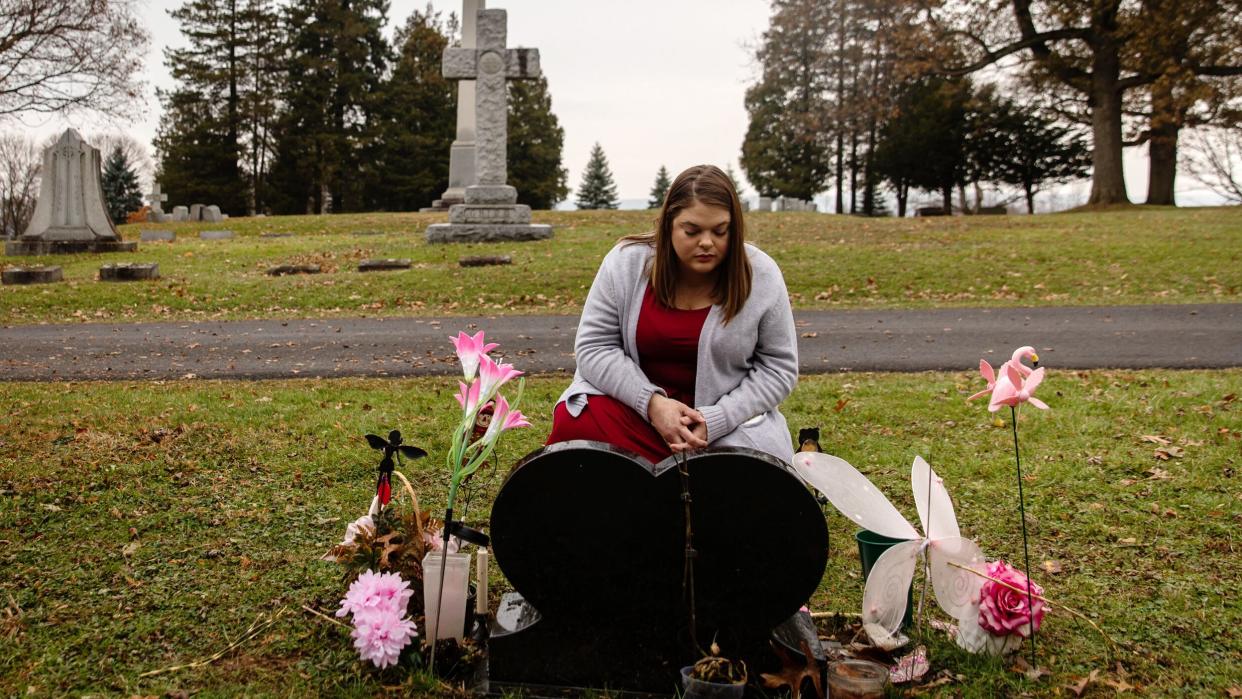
793;452;988;649
364;430;428;507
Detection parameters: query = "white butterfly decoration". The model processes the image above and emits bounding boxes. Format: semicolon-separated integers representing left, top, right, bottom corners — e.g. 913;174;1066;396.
793;452;994;651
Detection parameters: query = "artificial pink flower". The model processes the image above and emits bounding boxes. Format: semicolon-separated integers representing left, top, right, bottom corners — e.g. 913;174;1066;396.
978;560;1045;637
422;528;461;553
480;395;532;444
966;359;998;402
989;363;1049;412
351;608;418;668
455;380;481;416
477;354;522;402
450;331;499;380
336;570;414;619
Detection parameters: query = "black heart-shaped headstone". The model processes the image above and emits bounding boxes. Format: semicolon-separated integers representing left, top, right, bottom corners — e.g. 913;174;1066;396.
489;441;828;692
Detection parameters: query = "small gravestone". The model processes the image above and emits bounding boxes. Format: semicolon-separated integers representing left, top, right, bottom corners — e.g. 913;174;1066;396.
172;206;189;222
260;232;293;238
99;262;159;281
199;230;234;240
358;258;411;272
351;230;385;236
5;129;136;255
146;182;169;222
2;266;63;285
266;264;321;276
978;205;1008;215
459;255;511;267
189;204;204;220
202;205;223;223
756;196;772;211
915;206;947;217
488;444;827;693
140;230;175;242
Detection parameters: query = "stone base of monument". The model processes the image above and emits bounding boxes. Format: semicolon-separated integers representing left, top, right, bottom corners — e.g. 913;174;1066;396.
2;266;63;285
426;223;552;244
485;443;828;695
358;258;412;272
100;263;159;281
420;195;464;212
5;239;137;255
140;230;175;242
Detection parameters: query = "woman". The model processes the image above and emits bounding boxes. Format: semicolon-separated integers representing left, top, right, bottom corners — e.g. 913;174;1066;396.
546;164;798;463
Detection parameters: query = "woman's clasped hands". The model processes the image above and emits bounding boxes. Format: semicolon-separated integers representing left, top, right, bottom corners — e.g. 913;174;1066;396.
647;393;708;453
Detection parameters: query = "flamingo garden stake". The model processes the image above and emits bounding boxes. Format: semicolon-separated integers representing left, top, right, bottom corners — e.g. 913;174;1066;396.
969;346;1048;666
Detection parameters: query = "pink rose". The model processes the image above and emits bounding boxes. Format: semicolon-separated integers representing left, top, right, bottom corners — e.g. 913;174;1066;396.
978;560;1045;637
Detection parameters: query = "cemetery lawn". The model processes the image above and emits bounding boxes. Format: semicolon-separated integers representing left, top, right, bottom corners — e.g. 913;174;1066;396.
1;206;1238;326
2;370;1239;697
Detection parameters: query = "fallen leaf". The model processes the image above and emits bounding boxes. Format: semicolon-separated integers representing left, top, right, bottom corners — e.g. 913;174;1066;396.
760;640;822;698
121;541;139;558
833;399;850;412
41;504;62;512
1153;446;1183;460
1146;467;1172;479
1103;677;1134;693
1066;669;1100;696
1040;560;1062;574
1139;434;1171;445
1010;656;1048;680
800;331;818;338
1225;686;1242;698
1117;537;1138;546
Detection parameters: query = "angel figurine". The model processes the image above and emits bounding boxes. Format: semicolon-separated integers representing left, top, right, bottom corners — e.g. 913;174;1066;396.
793;452;989;649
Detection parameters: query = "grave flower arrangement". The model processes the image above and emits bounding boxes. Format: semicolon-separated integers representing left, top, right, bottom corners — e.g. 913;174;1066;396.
322;330;528;674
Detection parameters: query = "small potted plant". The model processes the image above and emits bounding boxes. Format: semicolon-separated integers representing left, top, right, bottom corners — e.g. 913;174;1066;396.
680;639;748;699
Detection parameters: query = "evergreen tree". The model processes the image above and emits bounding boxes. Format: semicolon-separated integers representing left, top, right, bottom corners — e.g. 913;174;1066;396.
156;0;281;215
648;165;671;209
575;143;619;210
368;6;456;211
872;78;969;213
508;74;569;210
725;164;744;197
992;105;1091;214
101;146;143;224
269;0;390;214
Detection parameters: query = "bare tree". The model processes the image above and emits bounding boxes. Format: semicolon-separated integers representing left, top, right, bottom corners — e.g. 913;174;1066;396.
1184;127;1242;203
0;132;40;238
0;0;150;118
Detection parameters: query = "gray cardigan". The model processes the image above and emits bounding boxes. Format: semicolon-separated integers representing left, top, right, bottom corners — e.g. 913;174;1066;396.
557;241;799;462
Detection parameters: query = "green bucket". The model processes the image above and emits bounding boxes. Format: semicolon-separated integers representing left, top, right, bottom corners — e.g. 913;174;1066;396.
854;529;914;630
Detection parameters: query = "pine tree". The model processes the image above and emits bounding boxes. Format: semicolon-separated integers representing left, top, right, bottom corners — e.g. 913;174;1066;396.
647;165;671;209
368;6;456;211
101;146;143;224
724;164;744;197
157;0;281;215
508;74;569;210
574;143;620;210
269;0;390;214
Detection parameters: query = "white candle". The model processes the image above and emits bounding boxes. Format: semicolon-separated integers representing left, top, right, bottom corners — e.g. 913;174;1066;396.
476;548;489;615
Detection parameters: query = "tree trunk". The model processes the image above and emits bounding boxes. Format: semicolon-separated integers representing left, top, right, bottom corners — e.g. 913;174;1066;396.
1145;79;1179;206
957;184;968;214
942;183;952;213
897;182;908;217
1025;184;1036;214
1086;41;1130;205
834;0;845;214
849;129;859;214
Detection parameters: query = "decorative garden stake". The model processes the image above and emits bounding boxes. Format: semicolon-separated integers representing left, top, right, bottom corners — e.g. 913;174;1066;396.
429;331;529;669
793;453;989;649
364;430;427;506
969;345;1048;666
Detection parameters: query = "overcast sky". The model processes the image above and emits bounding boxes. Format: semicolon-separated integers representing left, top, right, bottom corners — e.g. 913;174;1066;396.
17;0;1228;207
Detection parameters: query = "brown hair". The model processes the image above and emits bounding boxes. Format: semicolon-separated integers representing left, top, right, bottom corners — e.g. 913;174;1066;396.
622;164;751;323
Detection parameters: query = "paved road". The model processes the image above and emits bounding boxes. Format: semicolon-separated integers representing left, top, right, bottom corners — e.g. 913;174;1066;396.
0;304;1238;381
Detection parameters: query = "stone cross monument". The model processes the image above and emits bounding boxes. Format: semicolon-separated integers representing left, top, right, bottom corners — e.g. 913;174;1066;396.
146;182;169;222
425;8;552;243
423;0;485;212
5;129;135;255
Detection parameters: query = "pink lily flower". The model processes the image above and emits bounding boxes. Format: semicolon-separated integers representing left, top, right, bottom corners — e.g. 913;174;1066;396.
989;363;1049;411
450;331;499;380
477;354;523;402
455;380;481;415
482;395;532;444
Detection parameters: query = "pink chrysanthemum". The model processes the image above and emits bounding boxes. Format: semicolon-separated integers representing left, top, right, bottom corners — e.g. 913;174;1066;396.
336;570;413;619
351;609;418;669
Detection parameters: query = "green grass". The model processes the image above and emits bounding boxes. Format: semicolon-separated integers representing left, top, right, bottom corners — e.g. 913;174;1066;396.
1;370;1238;696
1;207;1239;326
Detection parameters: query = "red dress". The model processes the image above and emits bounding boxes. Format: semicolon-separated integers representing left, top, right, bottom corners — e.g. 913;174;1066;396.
546;284;710;463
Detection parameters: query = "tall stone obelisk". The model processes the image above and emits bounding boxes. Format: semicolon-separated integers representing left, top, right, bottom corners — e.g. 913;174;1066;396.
423;0;484;212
